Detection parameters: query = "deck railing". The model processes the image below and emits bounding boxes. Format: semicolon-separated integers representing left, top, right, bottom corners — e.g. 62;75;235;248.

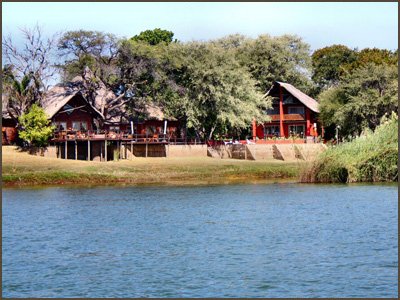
51;130;205;145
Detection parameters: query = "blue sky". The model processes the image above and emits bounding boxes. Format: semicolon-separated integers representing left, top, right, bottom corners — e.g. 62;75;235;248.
2;2;398;51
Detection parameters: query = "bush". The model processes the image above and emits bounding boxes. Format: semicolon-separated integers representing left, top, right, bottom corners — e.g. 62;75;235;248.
301;112;398;183
18;104;55;147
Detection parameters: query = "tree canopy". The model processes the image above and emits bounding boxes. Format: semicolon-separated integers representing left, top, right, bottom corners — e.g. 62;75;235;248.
130;28;176;45
311;44;357;89
318;62;398;138
58;30;119;84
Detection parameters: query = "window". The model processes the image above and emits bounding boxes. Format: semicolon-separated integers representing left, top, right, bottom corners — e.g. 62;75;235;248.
264;125;280;136
72;121;88;131
289;125;305;136
288;106;305;115
265;106;280;115
283;95;294;104
53;122;67;131
109;126;120;132
63;104;74;115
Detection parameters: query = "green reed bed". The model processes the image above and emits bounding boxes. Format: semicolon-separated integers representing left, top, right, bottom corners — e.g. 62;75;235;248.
301;113;398;183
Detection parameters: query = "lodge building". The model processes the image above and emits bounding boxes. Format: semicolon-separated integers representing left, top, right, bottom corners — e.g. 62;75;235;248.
252;81;321;141
2;77;321;160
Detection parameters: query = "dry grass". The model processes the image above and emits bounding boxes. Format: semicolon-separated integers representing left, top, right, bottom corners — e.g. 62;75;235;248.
2;146;303;187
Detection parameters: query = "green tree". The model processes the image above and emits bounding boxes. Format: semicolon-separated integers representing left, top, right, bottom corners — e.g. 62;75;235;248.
164;42;271;140
318;63;398;138
58;30;119;84
311;44;357;89
18;104;55;147
2;65;43;124
341;48;398;74
130;28;176;45
231;34;314;93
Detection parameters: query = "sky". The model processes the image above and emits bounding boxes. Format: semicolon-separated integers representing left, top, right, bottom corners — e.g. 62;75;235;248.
2;2;398;51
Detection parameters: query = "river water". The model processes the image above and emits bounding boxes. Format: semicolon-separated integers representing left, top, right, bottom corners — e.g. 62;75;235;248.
2;183;398;297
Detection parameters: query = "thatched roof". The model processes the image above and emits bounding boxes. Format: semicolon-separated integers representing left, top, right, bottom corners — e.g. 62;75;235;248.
41;82;104;119
266;81;320;113
42;67;174;123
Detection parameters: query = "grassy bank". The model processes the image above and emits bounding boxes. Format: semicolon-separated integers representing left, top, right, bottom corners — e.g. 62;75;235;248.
2;146;303;187
301;113;398;183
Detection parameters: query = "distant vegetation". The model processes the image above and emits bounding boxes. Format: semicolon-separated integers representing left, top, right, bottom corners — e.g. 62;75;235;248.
301;112;398;183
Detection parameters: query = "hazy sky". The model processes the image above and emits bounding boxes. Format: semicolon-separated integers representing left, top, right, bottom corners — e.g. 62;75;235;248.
2;2;398;51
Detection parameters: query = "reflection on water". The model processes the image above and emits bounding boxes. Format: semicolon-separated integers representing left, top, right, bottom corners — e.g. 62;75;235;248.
2;183;398;297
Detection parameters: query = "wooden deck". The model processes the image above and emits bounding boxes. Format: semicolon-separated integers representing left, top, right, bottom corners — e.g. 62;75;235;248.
51;130;169;144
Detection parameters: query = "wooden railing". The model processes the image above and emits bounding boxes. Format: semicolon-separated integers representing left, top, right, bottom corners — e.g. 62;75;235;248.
51;130;205;144
268;114;305;121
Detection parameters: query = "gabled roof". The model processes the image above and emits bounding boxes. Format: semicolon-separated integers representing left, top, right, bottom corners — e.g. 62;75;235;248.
41;83;104;119
42;68;175;123
266;81;319;113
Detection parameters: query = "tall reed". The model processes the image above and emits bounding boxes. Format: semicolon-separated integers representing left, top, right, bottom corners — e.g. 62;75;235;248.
300;112;398;183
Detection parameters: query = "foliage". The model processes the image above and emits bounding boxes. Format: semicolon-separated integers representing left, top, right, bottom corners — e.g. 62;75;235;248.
130;28;176;45
311;44;357;89
216;34;314;94
2;25;57;121
301;112;398;183
342;48;398;73
2;65;44;125
165;42;271;140
58;30;119;84
318;63;398;137
18;104;55;147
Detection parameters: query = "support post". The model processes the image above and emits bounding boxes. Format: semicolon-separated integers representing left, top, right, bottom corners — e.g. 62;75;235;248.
87;140;90;161
75;140;78;160
145;142;148;158
306;108;311;136
105;139;107;162
65;141;67;159
252;119;257;140
101;142;103;161
279;85;285;137
130;141;133;160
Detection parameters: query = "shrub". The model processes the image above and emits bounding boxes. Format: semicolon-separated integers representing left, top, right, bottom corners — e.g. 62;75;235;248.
18;104;55;147
301;112;398;183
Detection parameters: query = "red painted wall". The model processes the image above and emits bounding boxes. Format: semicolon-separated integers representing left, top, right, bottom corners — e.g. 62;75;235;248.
256;105;319;139
52;95;99;131
2;118;17;145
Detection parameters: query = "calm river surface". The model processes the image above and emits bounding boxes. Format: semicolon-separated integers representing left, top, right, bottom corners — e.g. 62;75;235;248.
2;183;398;297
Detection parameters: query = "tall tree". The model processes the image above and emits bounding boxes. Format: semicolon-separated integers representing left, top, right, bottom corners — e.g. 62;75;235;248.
164;42;271;140
57;30;119;84
318;62;398;138
231;34;313;94
2;25;58;122
311;44;357;89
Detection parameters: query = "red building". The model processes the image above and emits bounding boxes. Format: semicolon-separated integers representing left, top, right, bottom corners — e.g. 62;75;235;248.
43;86;104;132
2;95;18;145
253;81;320;141
41;77;181;138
